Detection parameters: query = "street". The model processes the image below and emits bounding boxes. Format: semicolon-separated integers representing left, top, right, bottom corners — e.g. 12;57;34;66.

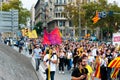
13;46;100;80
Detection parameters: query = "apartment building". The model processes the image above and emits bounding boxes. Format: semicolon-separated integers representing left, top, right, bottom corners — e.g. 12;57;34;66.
34;0;100;37
46;0;100;37
34;0;45;27
30;4;35;30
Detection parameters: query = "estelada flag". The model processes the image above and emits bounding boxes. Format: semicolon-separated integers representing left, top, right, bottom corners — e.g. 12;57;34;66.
92;11;100;24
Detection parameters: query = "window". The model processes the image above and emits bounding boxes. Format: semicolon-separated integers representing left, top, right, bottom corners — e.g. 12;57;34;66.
59;0;62;4
59;21;65;27
69;21;73;27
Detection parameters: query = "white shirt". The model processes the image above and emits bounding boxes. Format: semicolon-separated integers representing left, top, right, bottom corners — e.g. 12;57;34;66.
92;48;97;57
43;54;57;71
33;48;42;59
67;52;72;59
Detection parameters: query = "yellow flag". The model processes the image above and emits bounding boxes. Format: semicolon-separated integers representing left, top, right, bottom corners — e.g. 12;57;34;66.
28;30;38;38
86;65;93;80
21;29;25;36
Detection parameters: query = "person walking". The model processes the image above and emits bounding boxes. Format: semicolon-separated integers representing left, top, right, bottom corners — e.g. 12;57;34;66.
28;40;33;55
32;44;42;71
58;49;65;74
43;46;58;80
67;49;73;71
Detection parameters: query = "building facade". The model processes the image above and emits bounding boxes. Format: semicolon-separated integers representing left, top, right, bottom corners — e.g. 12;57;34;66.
45;0;100;37
30;4;35;30
34;0;100;38
34;0;45;27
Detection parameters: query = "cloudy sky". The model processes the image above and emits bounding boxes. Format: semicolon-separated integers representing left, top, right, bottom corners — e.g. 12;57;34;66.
20;0;120;10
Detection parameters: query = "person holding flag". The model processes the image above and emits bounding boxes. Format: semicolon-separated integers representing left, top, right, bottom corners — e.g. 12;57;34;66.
43;46;58;80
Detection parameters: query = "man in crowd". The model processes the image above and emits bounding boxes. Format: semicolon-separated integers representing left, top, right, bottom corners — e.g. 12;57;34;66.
71;56;88;80
32;44;42;71
43;46;58;80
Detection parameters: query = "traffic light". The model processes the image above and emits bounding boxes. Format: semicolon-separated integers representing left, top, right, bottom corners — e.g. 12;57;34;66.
108;11;113;16
99;11;106;18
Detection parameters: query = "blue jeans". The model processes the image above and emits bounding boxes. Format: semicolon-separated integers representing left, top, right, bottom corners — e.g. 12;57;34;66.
46;70;55;80
35;58;40;71
107;67;112;80
67;59;72;71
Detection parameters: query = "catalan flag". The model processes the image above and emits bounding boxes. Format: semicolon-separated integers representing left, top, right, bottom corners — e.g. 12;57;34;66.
94;63;101;78
94;56;101;78
111;68;119;79
108;56;120;68
92;11;100;24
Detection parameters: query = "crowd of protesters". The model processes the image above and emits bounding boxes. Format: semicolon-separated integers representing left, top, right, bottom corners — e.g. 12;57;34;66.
3;37;120;80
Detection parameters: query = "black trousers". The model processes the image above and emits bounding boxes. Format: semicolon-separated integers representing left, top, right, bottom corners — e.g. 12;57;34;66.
59;58;64;71
100;66;107;80
29;49;32;54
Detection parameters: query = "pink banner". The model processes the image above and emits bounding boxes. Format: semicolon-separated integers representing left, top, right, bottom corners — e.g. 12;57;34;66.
42;27;62;45
113;36;120;42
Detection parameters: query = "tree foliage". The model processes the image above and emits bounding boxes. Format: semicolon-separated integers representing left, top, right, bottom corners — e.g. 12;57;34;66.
63;0;120;33
33;21;43;36
2;0;30;27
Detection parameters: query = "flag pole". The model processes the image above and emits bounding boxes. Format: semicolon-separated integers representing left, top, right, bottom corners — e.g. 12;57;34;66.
48;50;51;80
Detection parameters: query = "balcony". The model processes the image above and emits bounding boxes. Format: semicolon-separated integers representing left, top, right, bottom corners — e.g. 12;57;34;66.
54;9;63;13
54;2;67;6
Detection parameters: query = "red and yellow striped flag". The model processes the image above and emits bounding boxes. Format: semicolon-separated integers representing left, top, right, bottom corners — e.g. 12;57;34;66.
111;68;119;78
94;63;101;78
108;57;120;68
92;11;100;24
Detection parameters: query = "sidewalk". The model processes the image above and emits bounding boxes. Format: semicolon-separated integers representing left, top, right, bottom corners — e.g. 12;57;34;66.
13;46;45;80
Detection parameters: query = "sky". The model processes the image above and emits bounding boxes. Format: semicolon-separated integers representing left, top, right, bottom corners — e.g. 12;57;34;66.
20;0;37;10
20;0;120;10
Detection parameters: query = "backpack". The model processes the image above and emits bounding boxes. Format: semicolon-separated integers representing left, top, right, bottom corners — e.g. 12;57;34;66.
46;53;58;64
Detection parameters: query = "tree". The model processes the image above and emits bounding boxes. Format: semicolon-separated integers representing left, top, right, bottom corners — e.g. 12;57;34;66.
82;0;120;32
2;0;30;28
63;1;82;37
64;0;120;39
34;21;43;36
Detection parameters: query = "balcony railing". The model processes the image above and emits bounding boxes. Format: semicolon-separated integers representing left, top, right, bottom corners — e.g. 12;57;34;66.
54;2;66;6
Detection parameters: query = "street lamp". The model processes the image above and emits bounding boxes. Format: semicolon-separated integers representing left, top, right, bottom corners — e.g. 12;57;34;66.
78;1;81;38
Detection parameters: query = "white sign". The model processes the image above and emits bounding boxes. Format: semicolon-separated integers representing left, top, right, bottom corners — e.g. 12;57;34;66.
112;33;120;45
